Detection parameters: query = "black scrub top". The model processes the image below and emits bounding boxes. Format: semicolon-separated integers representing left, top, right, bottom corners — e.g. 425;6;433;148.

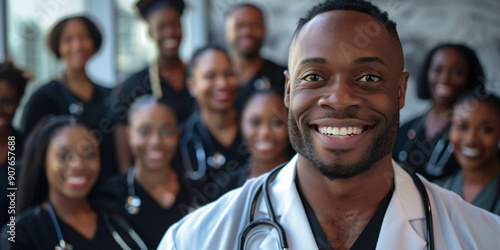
0;129;22;228
109;67;195;125
93;166;193;249
393;114;460;181
297;181;395;250
0;205;142;250
19;80;117;182
234;59;287;113
180;112;250;207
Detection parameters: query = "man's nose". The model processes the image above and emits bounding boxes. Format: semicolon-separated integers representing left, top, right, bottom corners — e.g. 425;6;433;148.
318;76;362;111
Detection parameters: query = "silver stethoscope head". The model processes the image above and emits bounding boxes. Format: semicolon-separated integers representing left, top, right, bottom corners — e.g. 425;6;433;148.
55;239;73;250
207;152;226;169
125;166;142;214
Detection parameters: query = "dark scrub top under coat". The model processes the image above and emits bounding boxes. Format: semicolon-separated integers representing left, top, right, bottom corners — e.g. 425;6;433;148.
0;205;142;250
234;59;287;113
180;112;250;207
108;67;195;125
93;167;193;249
297;181;395;249
437;171;500;215
19;80;116;182
1;128;22;228
393;114;460;181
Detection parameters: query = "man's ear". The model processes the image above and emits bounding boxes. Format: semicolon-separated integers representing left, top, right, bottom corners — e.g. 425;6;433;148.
187;77;196;97
284;70;291;108
398;72;409;110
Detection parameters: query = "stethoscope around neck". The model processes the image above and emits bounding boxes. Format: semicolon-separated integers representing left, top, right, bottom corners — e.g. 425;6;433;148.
46;201;147;250
179;115;227;181
125;166;142;214
57;73;87;116
398;115;454;177
238;164;435;250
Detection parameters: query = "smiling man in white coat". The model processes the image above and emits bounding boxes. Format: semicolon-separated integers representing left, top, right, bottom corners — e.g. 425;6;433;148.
158;0;500;249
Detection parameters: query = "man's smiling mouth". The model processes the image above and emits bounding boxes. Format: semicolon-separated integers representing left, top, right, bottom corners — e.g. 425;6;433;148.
316;125;366;139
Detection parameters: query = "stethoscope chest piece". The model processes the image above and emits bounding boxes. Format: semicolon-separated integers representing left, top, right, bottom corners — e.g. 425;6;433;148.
55;241;73;250
253;77;271;90
207;152;226;169
68;102;84;115
125;195;141;214
55;240;73;250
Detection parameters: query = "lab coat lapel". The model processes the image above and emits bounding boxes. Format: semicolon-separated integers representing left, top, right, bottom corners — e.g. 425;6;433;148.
376;161;427;250
257;155;318;250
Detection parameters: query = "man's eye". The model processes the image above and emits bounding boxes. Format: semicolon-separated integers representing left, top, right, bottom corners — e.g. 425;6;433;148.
303;74;323;82
358;75;381;82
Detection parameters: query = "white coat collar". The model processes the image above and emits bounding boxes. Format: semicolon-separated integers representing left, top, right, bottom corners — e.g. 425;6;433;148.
257;156;427;249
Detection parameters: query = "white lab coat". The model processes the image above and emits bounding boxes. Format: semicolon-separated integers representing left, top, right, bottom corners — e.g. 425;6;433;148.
158;155;500;249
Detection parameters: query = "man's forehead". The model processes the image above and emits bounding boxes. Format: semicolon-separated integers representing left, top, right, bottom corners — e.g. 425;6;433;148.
289;10;397;69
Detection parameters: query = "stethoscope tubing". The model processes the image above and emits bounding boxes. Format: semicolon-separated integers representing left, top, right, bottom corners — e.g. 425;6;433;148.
240;164;435;250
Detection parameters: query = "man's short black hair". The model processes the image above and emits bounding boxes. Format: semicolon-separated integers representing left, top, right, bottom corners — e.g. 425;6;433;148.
293;0;397;40
224;3;264;20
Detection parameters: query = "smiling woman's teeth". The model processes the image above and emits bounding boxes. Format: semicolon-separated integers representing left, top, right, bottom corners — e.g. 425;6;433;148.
462;146;480;157
318;126;364;138
66;176;87;185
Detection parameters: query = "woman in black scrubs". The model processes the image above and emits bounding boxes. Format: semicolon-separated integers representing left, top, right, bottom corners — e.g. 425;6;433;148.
180;45;249;207
95;96;193;249
437;92;500;215
110;0;195;173
0;61;29;227
20;16;116;181
1;116;145;250
236;91;292;186
393;44;484;180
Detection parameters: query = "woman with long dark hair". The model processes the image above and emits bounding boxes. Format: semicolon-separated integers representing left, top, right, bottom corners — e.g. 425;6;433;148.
438;91;500;215
2;116;145;249
393;44;485;180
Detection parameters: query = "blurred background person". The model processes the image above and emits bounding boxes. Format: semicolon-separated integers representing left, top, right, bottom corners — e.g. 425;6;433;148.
236;91;291;186
393;44;485;180
19;15;116;183
0;60;30;227
224;3;287;112
110;0;195;174
180;45;248;207
437;91;500;215
3;116;145;249
95;96;193;249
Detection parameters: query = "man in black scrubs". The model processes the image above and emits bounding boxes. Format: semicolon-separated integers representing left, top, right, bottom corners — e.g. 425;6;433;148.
158;1;500;249
225;3;287;112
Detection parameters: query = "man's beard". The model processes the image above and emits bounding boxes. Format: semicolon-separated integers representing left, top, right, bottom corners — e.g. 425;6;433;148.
233;38;262;59
288;110;399;180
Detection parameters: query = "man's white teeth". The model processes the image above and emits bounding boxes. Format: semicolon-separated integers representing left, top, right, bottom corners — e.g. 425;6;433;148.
462;146;480;157
318;126;363;137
